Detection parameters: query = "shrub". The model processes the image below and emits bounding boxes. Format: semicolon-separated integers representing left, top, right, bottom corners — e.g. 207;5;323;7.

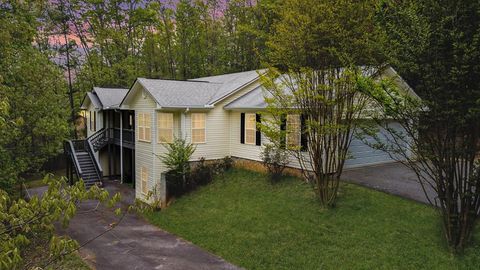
261;144;289;183
220;156;234;171
164;155;233;200
159;137;196;176
158;138;195;198
190;158;216;186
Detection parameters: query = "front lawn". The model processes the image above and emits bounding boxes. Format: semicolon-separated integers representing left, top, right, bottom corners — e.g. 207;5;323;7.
145;169;480;270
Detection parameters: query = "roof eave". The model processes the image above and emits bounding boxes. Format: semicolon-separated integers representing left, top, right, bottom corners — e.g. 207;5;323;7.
209;72;264;105
224;107;267;111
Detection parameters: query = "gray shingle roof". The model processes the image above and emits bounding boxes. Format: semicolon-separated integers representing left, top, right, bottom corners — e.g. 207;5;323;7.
93;87;129;108
193;70;265;104
130;70;265;108
85;92;102;109
137;78;221;107
81;87;129;110
224;86;268;109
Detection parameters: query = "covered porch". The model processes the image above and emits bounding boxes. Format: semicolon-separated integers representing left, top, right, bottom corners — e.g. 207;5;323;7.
91;109;136;185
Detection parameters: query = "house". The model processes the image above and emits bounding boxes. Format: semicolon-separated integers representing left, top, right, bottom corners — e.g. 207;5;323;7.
65;67;414;203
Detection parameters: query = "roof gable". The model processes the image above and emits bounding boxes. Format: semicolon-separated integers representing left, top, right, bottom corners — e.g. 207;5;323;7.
93;87;129;109
120;70;264;108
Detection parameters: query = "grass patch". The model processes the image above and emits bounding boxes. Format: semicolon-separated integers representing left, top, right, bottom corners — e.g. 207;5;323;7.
145;169;480;270
22;169;66;189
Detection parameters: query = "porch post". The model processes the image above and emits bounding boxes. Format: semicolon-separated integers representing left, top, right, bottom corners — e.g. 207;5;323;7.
120;111;124;183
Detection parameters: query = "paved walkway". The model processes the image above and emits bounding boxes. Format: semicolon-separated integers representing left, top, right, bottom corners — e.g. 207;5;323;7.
28;182;240;270
342;162;436;205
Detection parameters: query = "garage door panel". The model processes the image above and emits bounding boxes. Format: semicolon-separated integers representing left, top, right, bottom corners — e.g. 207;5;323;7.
345;122;406;168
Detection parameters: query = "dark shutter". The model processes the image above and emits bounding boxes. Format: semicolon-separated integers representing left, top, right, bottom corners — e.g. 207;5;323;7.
301;114;308;151
240;113;245;144
255;114;261;146
94;111;97;132
280;114;287;148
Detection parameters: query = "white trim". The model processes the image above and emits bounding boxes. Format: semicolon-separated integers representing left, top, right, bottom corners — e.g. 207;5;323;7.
138;112;152;143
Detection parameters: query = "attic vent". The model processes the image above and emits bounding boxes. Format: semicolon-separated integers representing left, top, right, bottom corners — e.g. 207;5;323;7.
142;90;146;99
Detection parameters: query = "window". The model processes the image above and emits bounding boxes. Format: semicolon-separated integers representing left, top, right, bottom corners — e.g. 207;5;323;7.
244;113;256;145
287;114;301;147
138;113;151;142
191;113;206;143
141;166;148;194
157;112;173;143
90;111;96;132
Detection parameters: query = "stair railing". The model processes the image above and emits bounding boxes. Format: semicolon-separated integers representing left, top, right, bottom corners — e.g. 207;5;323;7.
88;128;108;151
64;140;83;179
85;138;104;183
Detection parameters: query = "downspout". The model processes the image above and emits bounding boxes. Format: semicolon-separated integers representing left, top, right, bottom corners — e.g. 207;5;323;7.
182;108;190;139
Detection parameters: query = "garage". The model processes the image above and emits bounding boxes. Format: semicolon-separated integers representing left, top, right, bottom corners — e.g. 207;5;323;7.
345;121;407;168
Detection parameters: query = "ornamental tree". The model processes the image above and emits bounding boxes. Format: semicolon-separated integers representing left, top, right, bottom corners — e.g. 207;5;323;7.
261;0;383;207
362;0;480;252
260;67;370;207
0;175;122;269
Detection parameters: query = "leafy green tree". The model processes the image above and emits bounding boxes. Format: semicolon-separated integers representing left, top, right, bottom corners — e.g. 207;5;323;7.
0;1;69;191
142;2;177;79
261;0;383;207
223;0;278;72
260;67;370;207
175;0;208;79
72;0;156;98
0;93;20;194
267;0;383;69
363;0;480;252
0;175;122;269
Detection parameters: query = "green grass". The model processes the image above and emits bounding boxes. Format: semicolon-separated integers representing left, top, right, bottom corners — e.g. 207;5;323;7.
22;169;66;189
145;169;480;270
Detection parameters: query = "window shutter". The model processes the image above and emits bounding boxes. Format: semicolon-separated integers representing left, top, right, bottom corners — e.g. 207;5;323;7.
240;113;245;144
255;114;261;146
94;111;97;132
301;114;308;151
280;114;286;148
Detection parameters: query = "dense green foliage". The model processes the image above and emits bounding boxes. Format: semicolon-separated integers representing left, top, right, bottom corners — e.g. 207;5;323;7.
0;1;69;193
261;0;382;207
260;143;288;182
361;0;480;252
267;0;384;69
146;169;480;269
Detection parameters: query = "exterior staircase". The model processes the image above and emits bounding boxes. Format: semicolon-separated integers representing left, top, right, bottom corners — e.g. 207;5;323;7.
75;151;102;188
64;131;105;188
64;128;134;188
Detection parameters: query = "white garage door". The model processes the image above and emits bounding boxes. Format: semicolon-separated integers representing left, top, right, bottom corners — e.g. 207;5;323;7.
345;121;406;168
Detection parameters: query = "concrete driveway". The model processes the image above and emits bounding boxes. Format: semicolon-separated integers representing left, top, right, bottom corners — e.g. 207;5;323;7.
342;162;436;205
28;182;240;270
